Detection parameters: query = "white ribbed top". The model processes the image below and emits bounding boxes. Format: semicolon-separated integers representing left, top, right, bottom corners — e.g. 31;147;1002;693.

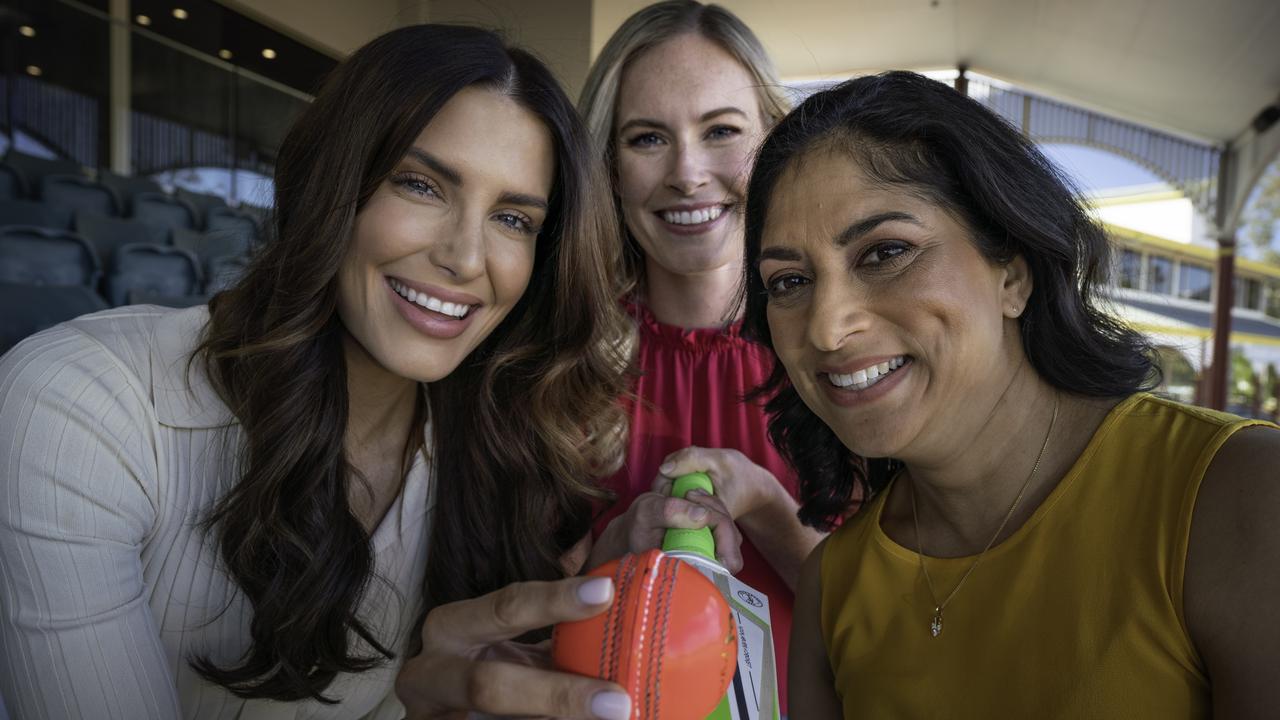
0;306;433;719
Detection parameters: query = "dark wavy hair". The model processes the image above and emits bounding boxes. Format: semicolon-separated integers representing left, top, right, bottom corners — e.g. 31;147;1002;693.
193;25;631;702
743;71;1157;530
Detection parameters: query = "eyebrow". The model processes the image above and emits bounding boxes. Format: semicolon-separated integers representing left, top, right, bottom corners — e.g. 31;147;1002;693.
405;148;462;187
755;211;924;266
404;147;548;211
617;106;750;135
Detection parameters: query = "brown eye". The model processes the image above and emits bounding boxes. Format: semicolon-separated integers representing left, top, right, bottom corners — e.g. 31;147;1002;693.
859;242;911;267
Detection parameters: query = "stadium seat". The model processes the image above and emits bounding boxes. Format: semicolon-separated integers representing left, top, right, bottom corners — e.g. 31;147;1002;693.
132;192;197;232
99;171;163;214
3;152;86;198
0;227;101;288
41;175;120;218
0;163;25;200
205;206;258;239
104;243;200;306
0;282;108;356
75;213;169;269
175;187;227;222
204;254;250;294
0;199;72;230
173;227;252;265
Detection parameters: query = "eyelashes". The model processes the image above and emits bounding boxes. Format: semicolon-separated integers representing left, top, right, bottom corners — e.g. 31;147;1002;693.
621;125;745;149
389;172;538;236
761;241;919;303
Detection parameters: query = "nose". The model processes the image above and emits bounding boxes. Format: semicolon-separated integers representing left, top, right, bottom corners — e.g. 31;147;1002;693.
664;141;710;196
428;215;485;282
807;278;870;353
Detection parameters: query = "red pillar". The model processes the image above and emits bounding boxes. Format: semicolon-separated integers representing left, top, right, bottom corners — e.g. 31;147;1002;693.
1208;234;1235;410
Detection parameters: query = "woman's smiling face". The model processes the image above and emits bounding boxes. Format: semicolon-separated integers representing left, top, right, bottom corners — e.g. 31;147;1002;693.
613;32;766;281
336;85;554;384
757;146;1031;461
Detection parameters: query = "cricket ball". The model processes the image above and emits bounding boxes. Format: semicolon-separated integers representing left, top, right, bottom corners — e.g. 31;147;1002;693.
552;548;738;720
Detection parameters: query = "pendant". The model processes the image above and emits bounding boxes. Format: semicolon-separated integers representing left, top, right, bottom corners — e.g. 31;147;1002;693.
930;610;943;637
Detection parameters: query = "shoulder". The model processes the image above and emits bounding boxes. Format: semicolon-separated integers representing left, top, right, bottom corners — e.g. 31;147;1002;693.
1183;421;1280;710
0;307;162;408
0;304;223;433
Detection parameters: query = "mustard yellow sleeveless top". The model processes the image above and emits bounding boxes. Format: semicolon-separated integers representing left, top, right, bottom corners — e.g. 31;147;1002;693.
821;393;1274;718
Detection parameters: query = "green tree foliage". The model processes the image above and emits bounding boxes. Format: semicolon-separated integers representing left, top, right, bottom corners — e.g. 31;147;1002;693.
1244;161;1280;266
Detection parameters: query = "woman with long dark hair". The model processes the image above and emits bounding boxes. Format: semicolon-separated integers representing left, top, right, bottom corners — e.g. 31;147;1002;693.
743;72;1280;716
0;25;636;719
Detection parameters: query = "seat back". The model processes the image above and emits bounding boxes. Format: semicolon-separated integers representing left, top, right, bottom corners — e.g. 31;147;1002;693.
105;243;200;306
0;282;108;356
75;213;169;270
175;187;227;221
204;206;258;239
133;192;196;232
0;199;72;230
3;152;85;198
204;254;250;294
0;227;101;287
41;175;119;218
0;163;25;200
173;227;252;264
99;171;163;214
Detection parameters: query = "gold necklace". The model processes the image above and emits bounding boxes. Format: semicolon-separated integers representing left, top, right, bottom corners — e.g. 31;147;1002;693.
908;395;1059;638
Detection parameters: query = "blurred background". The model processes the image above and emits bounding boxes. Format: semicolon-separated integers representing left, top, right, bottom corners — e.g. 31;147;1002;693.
0;0;1277;418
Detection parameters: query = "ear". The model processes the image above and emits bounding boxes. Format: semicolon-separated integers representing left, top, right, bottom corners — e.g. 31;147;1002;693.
1001;255;1033;319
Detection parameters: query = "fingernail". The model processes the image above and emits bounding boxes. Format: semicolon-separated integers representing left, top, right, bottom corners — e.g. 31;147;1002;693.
659;461;674;474
577;577;613;605
687;489;707;498
591;691;631;720
689;507;709;522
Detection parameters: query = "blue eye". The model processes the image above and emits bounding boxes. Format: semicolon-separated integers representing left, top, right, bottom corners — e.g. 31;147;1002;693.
625;132;664;148
495;212;537;236
392;173;440;198
706;125;741;141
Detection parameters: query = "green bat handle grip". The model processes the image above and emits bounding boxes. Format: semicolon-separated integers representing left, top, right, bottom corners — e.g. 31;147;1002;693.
661;472;717;562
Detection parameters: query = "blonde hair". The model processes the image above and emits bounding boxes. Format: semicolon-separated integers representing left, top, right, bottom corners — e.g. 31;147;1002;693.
579;0;790;293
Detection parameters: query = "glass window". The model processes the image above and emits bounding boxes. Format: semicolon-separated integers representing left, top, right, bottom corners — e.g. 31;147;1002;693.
1235;277;1261;310
1118;249;1141;289
1147;255;1173;295
1177;263;1212;302
1267;285;1280;319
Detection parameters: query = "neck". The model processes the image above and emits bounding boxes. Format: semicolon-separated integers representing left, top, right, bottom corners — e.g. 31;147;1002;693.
342;333;418;455
642;256;743;329
896;363;1068;555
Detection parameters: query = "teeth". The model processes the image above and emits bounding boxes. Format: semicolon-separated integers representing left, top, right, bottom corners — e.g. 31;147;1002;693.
662;206;724;225
389;279;469;319
827;356;908;391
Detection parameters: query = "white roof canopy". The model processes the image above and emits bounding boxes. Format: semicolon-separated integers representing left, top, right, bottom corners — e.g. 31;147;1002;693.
594;0;1280;143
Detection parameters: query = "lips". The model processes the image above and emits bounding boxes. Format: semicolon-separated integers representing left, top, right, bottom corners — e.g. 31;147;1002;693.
386;276;480;340
653;203;731;235
816;356;914;407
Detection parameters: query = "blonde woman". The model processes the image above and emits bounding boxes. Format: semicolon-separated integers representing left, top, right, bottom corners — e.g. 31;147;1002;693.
579;2;824;712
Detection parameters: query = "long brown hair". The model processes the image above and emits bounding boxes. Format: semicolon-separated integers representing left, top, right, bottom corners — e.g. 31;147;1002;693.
194;25;632;703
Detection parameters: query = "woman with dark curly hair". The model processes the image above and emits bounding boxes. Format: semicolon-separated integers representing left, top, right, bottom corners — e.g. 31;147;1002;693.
743;71;1280;717
0;25;636;720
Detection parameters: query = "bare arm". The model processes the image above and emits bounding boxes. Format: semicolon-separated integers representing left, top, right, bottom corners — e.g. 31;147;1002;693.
656;447;824;590
790;538;843;719
1184;425;1280;718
